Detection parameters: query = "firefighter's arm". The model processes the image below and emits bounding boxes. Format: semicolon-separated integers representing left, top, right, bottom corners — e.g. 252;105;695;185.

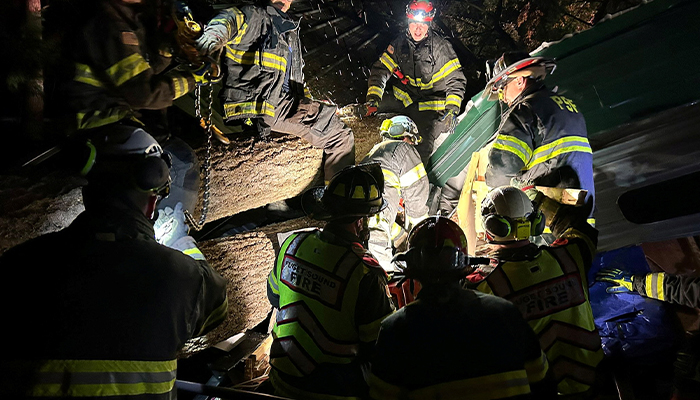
632;273;700;308
484;106;536;188
267;234;295;310
398;146;429;226
521;325;557;399
190;258;229;337
355;265;395;349
195;7;243;55
438;41;466;113
367;316;408;400
86;17;195;109
367;40;400;102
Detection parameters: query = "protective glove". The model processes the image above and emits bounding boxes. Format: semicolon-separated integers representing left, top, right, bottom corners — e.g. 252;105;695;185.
364;98;379;117
190;62;222;86
510;177;538;201
194;24;228;55
596;268;635;294
154;202;190;249
440;108;459;133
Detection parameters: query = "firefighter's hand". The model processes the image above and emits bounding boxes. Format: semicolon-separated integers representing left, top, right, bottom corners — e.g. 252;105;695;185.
596;268;634;294
195;24;228;55
364;97;380;117
154;202;190;249
440;107;459;132
510;177;538;201
190;62;221;86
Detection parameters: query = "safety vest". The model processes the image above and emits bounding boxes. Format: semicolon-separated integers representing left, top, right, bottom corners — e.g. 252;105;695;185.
268;231;380;378
477;245;603;395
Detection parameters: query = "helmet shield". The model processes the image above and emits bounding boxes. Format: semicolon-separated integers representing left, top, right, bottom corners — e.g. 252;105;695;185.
380;115;422;144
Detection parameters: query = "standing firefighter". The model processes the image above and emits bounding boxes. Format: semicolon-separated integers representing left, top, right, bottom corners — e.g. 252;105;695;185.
0;126;228;399
365;0;467;164
483;52;595;226
476;186;603;397
267;163;396;399
362;115;429;273
194;0;356;182
370;217;556;399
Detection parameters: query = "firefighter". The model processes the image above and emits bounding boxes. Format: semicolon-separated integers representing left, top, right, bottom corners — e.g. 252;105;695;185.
194;0;356;182
47;0;217;214
483;51;595;228
362;115;429;273
266;162;396;399
475;186;603;397
369;216;556;399
0;125;228;399
365;0;467;165
596;270;700;400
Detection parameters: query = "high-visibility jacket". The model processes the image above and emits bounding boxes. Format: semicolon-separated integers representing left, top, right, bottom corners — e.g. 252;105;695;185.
477;225;604;395
207;5;310;122
0;205;229;399
367;30;466;113
362;139;429;238
267;226;395;399
633;273;700;309
55;0;195;131
485;84;595;220
370;285;556;400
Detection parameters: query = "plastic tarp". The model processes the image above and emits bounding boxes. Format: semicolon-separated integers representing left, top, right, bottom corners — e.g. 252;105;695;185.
588;245;677;361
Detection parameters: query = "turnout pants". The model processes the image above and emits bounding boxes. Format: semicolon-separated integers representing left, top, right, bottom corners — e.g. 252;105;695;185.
265;96;356;182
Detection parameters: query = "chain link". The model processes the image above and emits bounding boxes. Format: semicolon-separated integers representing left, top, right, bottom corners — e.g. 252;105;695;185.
185;82;214;231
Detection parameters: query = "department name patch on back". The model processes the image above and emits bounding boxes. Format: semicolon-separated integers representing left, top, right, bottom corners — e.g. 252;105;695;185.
280;255;344;310
510;273;586;321
121;31;139;46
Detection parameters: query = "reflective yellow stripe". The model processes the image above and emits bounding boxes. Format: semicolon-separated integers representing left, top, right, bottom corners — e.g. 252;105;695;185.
389;222;403;240
106;53;151;87
74;63;103;87
524;350;549;383
30;359;176;397
645;272;665;301
446;94;462;108
430;58;461;84
382;169;401;190
399;163;426;188
225;47;287;72
418;100;445;112
261;52;287;71
224;101;275;118
367;85;384;98
268;270;280;295
379;52;398;71
392;86;413;107
171;74;191;100
493;134;533;166
183;247;205;260
76;109;132;130
527;136;592;169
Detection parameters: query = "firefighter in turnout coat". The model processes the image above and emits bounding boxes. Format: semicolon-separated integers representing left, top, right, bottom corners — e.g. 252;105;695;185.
267;163;396;399
476;186;603;397
195;0;355;182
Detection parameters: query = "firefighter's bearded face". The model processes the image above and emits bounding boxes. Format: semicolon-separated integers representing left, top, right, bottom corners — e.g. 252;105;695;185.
408;22;429;42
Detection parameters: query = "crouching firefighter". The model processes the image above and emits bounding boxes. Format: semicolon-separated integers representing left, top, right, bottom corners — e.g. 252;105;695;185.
363;115;430;273
266;162;396;399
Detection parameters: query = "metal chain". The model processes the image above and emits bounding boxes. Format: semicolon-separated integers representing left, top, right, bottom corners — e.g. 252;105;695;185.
185;82;214;231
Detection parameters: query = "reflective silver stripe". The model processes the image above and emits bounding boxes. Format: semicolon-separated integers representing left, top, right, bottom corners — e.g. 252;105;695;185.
277;303;359;357
392;86;413;107
277;338;316;376
645;272;665;301
418;100;445;111
379;52;398;71
367;85;384;98
399;164;426;188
